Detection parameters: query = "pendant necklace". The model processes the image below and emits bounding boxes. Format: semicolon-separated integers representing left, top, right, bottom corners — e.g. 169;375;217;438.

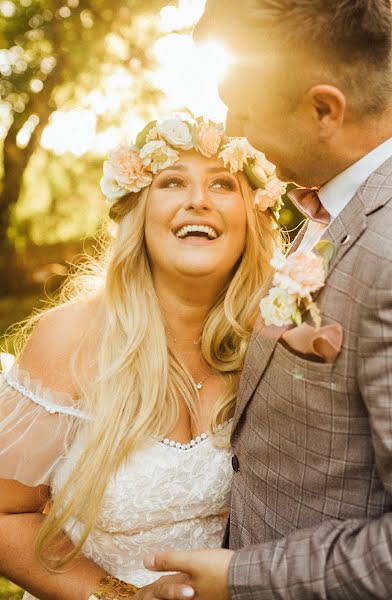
195;371;213;391
166;326;214;391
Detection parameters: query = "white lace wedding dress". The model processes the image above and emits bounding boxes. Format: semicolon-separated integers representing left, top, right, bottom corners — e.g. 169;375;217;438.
0;354;233;599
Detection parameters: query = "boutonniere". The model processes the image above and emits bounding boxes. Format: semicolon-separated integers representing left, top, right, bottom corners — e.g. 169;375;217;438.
260;240;337;329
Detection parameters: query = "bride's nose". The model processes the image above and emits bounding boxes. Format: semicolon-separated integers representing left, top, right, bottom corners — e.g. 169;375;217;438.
184;185;211;211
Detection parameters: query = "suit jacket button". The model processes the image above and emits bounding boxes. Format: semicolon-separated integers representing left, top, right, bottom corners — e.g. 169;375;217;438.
232;455;240;472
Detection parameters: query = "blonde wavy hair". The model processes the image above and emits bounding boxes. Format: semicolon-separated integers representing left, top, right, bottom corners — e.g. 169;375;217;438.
26;171;279;567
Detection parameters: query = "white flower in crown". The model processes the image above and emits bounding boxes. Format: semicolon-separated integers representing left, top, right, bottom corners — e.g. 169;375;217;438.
272;249;325;300
256;150;276;176
193;120;224;157
140;140;180;174
259;287;301;327
100;144;152;204
218;138;256;173
156;118;193;149
145;126;159;143
254;176;287;211
249;151;276;186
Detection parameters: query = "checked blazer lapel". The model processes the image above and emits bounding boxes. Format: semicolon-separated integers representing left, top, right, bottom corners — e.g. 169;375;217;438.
232;155;392;437
232;314;279;434
319;155;392;282
232;221;310;433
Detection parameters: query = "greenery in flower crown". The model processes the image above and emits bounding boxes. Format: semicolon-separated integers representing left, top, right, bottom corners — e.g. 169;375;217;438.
100;115;286;220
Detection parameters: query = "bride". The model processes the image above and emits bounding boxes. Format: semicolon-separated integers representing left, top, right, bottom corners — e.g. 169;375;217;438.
0;115;282;600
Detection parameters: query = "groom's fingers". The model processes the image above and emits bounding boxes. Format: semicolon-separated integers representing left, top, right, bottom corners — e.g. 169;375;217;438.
144;551;194;575
152;580;194;599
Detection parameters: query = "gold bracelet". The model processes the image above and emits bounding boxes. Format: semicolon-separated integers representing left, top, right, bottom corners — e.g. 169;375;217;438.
88;574;140;599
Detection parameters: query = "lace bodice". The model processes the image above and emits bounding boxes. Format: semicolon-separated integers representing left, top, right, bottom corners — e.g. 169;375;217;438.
0;354;233;595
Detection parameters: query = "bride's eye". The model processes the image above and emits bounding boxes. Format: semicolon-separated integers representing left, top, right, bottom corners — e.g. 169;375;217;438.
160;177;185;188
210;178;236;190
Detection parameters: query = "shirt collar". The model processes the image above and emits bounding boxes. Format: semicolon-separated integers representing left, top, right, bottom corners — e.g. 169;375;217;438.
318;136;392;220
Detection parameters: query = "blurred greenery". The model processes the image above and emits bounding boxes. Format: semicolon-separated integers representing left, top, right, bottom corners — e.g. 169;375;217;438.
0;290;43;346
0;0;171;293
0;577;23;600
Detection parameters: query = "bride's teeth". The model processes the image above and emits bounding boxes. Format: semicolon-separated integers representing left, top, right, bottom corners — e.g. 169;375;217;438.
175;225;218;239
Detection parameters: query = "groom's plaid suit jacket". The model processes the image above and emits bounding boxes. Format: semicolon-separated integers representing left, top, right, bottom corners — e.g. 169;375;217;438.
227;156;392;599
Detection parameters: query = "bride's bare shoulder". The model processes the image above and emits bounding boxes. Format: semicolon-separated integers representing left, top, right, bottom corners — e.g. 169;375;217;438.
16;296;101;395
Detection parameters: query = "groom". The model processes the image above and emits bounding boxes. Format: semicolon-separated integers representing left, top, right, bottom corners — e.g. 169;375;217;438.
140;1;392;598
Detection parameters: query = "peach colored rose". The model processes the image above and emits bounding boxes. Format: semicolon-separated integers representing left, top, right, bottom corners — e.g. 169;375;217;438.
100;144;152;203
254;188;276;210
273;250;325;299
255;177;286;211
193;122;223;157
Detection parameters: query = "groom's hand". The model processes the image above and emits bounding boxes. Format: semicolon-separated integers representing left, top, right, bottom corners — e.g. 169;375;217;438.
143;548;234;600
133;573;193;600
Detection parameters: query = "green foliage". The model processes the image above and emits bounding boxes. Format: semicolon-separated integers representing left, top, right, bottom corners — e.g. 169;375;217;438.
10;148;106;247
0;577;23;600
0;0;171;253
0;0;167;123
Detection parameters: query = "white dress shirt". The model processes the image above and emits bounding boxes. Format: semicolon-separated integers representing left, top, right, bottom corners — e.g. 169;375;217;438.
297;136;392;253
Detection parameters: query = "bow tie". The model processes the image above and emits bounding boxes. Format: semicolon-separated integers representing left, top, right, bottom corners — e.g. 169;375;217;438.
287;187;331;225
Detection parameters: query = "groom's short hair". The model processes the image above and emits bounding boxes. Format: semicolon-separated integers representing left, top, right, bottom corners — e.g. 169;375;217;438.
195;0;392;115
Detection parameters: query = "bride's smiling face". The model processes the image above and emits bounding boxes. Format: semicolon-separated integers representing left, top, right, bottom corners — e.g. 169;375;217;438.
145;151;247;285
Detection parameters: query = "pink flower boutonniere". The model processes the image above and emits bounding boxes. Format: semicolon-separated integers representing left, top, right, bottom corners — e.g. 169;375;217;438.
260;240;337;329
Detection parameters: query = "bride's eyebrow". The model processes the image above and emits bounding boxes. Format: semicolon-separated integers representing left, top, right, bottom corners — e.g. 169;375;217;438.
161;165;187;173
161;165;232;174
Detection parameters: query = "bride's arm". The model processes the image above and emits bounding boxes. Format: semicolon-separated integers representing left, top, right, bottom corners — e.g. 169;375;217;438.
0;479;106;600
0;302;111;599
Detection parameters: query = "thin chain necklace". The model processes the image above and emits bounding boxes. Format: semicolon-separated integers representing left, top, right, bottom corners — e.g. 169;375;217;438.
166;327;200;347
166;327;214;391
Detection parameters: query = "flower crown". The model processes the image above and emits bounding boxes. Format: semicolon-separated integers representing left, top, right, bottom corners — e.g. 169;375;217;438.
100;115;286;219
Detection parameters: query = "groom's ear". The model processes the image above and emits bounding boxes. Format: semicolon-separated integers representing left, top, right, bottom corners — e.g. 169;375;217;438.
307;84;346;140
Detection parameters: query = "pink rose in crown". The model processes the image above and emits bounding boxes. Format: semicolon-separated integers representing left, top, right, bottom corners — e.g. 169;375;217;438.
100;144;152;203
254;176;286;211
193;122;224;157
109;145;147;186
272;249;325;299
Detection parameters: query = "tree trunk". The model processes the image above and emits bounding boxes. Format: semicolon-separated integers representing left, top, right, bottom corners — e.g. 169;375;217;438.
0;66;61;293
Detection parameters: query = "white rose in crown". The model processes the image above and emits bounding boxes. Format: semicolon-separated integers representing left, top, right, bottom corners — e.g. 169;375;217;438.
156;118;193;149
219;138;256;173
140;140;179;174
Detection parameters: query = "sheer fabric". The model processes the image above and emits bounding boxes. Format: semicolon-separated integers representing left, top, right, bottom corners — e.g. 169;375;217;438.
0;353;233;597
0;353;89;487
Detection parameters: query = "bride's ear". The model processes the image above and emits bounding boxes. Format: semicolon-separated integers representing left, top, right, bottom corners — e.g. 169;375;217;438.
306;84;346;140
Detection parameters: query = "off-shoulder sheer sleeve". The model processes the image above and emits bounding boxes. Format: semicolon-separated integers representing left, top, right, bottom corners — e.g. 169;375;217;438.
0;353;91;487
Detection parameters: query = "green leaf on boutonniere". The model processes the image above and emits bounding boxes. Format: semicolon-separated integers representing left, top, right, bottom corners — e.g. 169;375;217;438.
292;306;303;327
308;300;322;329
135;120;157;148
313;240;337;276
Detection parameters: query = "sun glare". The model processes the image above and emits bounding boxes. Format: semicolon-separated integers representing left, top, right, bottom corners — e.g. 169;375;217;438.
40;0;231;156
41;111;96;156
151;35;231;122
